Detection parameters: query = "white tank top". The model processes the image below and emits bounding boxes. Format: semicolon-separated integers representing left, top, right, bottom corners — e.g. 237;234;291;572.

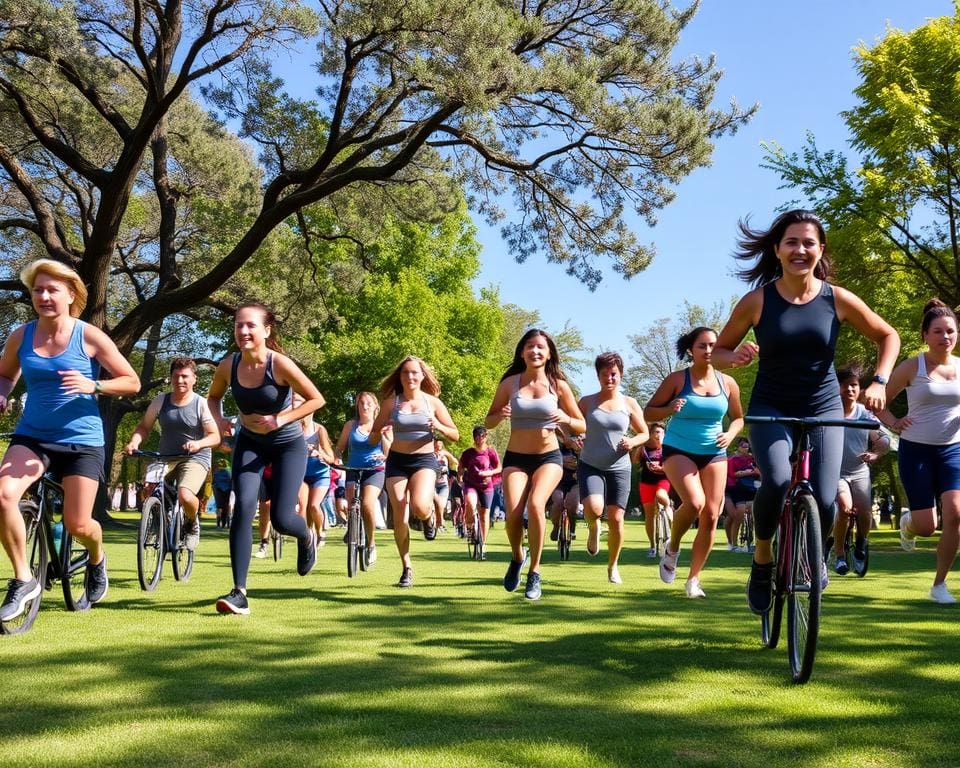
901;353;960;446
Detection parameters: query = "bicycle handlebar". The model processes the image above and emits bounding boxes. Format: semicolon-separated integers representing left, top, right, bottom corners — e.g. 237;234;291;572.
131;450;195;460
745;416;879;430
328;463;384;473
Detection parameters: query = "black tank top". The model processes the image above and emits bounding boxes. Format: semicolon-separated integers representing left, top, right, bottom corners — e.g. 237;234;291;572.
750;281;841;417
230;353;299;440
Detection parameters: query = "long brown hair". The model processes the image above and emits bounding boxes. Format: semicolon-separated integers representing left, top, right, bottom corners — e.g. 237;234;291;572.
734;209;832;287
236;301;283;353
380;356;441;399
499;328;566;391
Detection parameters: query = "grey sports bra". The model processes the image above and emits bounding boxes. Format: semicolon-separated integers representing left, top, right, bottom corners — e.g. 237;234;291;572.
510;375;558;430
391;395;434;441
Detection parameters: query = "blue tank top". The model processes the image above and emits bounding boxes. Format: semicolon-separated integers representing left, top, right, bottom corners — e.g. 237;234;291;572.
304;430;330;479
751;281;841;417
16;320;103;446
509;376;558;430
229;352;299;441
663;368;728;456
391;395;434;441
347;422;384;468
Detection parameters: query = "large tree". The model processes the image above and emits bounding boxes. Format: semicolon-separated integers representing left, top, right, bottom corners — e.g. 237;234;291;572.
764;8;960;316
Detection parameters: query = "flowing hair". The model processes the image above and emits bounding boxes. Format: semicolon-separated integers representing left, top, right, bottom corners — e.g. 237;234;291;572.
380;356;441;399
20;258;88;318
734;209;832;287
499;328;566;391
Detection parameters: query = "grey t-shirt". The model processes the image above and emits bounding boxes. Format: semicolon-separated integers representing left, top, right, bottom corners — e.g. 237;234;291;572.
158;393;212;469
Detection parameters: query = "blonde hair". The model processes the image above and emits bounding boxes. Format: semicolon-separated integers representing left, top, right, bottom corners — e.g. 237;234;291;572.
380;356;441;399
20;259;88;318
354;391;380;420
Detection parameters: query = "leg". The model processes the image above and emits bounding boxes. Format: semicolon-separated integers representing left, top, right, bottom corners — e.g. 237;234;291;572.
525;463;563;574
834;481;853;559
606;504;625;569
266;441;310;543
643;500;657;549
809;422;844;546
0;445;46;581
387;476;411;569
408;469;439;522
748;421;795;565
663;455;706;555
723;494;736;545
582;492;604;556
934;490;960;586
361;480;383;546
503;468;531;561
464;487;479;533
230;439;265;591
730;502;746;549
60;475;104;564
686;460;726;582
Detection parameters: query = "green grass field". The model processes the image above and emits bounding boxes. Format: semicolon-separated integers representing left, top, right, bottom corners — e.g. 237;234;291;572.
1;516;958;768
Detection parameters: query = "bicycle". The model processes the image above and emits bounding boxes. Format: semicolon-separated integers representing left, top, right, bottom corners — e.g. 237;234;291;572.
557;505;571;561
739;506;755;553
746;415;876;684
467;508;485;561
0;470;93;635
826;503;870;578
132;451;195;591
332;465;375;578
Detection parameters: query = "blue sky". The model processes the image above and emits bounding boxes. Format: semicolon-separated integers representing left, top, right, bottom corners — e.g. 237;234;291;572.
470;0;954;389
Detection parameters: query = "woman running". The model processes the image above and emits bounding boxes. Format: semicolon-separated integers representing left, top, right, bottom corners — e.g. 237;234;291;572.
714;209;899;614
207;302;325;615
459;426;500;550
725;437;759;552
645;328;744;598
633;422;673;557
295;393;336;548
831;365;888;575
0;260;140;621
370;357;459;588
433;438;459;533
880;300;960;603
577;352;649;584
485;328;585;601
334;391;390;566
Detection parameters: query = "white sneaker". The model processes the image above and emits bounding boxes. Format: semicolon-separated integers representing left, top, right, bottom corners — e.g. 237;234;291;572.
608;565;623;585
366;545;378;566
899;511;917;552
647;547;657;558
685;577;706;599
659;547;679;584
254;542;268;559
930;582;957;604
727;543;736;552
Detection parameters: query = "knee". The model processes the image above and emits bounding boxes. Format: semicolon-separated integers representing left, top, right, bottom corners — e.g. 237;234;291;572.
0;480;23;510
66;516;98;538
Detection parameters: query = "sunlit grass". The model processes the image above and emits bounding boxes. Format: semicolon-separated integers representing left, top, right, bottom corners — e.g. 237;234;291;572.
1;517;957;767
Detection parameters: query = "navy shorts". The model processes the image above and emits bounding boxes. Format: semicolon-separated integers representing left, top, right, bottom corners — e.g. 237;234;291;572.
662;444;725;471
8;435;104;482
503;449;563;474
577;461;631;509
345;467;385;490
385;451;438;479
898;438;960;510
463;483;494;510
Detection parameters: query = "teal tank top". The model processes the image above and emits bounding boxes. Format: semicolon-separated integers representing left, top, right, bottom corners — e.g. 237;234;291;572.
663;368;728;456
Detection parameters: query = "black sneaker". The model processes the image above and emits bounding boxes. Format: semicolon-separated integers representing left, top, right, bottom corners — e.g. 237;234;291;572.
570;524;577;540
215;588;250;615
746;560;774;615
549;526;559;542
183;516;200;551
85;554;109;604
297;535;317;576
423;515;437;541
0;577;41;622
853;547;867;576
503;549;528;592
397;567;413;588
834;557;849;576
524;571;542;601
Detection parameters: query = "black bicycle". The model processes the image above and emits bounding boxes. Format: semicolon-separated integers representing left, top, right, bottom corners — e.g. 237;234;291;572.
133;451;195;591
333;465;374;577
557;504;572;561
467;509;485;561
0;470;92;635
747;415;876;684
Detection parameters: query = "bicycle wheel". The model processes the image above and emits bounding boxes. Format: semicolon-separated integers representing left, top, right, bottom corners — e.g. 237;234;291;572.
358;514;369;572
60;526;90;612
787;494;823;684
740;511;755;552
171;513;195;582
137;497;165;591
346;505;360;578
0;501;48;635
761;521;785;649
558;511;571;561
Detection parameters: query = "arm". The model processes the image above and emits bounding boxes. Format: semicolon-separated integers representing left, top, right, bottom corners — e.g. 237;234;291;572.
206;358;234;440
428;395;460;443
877;357;917;432
0;326;24;411
556;380;586;434
315;425;337;464
444;450;459;471
718;374;745;449
334;420;353;463
861;427;891;464
713;290;762;369
185;398;225;454
67;324;140;396
643;372;684;422
368;398;392;445
834;285;901;412
484;378;512;429
124;395;163;454
620;397;649;452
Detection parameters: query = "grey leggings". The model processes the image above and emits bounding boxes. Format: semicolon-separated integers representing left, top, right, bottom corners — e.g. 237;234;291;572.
748;407;843;542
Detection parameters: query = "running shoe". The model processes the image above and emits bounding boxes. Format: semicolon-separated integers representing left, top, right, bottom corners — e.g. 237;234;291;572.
503;549;528;592
647;547;657;558
685;577;706;599
899;511;917;552
608;565;623;585
524;571;542;601
820;561;830;591
659;547;678;584
930;582;957;604
85;554;109;604
852;547;867;576
255;540;269;558
366;545;377;566
215;588;250;615
183;516;200;551
297;535;317;576
746;560;774;614
397;567;413;588
0;577;41;622
422;515;437;541
834;557;849;576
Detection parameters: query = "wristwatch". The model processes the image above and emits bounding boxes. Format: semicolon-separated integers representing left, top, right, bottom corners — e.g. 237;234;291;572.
872;374;888;385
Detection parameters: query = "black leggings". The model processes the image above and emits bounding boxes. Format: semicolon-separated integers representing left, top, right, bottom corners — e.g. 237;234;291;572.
748;406;843;542
230;429;309;588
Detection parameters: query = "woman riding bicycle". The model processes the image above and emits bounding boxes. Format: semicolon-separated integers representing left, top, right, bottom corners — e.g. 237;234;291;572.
0;259;140;622
714;209;899;614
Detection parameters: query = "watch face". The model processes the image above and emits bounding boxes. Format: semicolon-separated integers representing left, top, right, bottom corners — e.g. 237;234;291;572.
873;375;888;385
